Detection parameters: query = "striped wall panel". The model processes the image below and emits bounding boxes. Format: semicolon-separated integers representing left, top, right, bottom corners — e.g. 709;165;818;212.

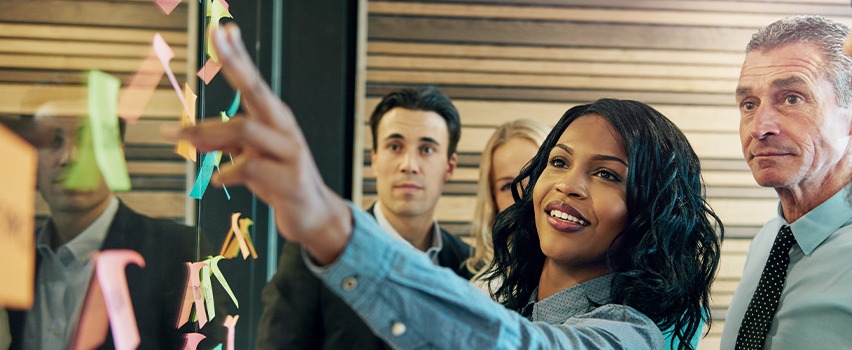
358;1;852;347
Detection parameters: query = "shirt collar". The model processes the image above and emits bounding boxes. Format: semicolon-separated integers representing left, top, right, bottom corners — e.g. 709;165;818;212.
37;196;119;265
781;186;852;255
372;200;443;261
523;274;615;324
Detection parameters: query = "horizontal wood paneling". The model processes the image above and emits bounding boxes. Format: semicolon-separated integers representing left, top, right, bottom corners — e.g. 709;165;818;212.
370;2;852;28
0;1;188;30
363;124;745;159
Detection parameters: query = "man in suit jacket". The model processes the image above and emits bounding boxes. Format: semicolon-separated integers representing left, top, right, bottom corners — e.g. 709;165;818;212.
255;86;472;349
8;103;224;349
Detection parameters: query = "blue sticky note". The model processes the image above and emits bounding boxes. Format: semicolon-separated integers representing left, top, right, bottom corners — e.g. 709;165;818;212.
216;165;231;200
212;344;223;350
189;151;219;199
227;90;240;116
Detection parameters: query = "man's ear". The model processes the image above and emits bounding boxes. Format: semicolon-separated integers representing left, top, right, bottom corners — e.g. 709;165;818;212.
444;152;458;182
370;149;378;177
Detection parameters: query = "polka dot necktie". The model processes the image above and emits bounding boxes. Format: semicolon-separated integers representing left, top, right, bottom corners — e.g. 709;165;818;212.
735;225;797;350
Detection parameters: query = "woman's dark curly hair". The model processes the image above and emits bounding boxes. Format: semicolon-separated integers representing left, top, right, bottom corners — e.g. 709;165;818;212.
484;98;723;350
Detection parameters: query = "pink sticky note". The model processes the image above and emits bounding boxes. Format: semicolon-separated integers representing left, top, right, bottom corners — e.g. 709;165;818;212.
176;261;209;328
71;268;109;350
118;41;165;124
153;33;190;116
155;0;181;15
197;58;222;85
223;315;239;350
97;250;146;350
182;333;206;350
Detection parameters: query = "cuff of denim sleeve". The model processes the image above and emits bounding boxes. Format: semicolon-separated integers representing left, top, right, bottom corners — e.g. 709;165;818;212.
302;201;397;307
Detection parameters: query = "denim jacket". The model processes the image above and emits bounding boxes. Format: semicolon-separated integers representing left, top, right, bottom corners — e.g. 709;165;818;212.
304;203;664;349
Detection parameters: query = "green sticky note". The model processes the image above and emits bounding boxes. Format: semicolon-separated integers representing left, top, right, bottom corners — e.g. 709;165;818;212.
209;256;239;308
63;119;101;190
88;70;131;191
201;263;216;321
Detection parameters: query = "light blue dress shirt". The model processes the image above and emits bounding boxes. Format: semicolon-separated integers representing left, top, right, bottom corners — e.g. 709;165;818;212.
721;187;852;349
306;203;664;349
24;197;118;350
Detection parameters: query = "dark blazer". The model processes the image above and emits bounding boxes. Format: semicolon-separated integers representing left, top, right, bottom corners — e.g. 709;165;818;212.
254;206;473;350
8;202;226;349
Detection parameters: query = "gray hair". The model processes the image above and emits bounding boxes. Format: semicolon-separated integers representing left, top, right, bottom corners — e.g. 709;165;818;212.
747;15;851;107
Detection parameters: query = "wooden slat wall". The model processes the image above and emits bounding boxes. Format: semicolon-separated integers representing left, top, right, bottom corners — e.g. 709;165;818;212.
358;1;852;348
0;1;192;223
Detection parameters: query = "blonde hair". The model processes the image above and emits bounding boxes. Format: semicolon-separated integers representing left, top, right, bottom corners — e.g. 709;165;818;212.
465;119;550;275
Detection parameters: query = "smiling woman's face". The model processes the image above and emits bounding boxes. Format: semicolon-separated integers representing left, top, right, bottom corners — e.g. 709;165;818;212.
532;114;629;279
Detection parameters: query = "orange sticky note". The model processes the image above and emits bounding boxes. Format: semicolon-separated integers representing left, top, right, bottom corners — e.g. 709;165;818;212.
197;58;221;85
118;40;165;124
153;33;190;116
72;270;109;350
175;83;197;162
219;213;257;260
223;315;239;350
155;0;181;15
97;250;146;350
182;333;206;350
0;124;36;309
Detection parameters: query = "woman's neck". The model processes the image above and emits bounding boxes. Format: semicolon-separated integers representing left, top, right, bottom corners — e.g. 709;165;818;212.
537;258;610;301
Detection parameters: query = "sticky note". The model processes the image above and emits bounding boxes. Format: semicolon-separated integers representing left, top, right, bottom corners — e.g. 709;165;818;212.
189;151;219;199
153;33;190;116
220;213;257;260
97;250;146;350
0;124;36;308
88;70;131;192
207;256;239;308
175;83;198;163
197;58;222;85
223;315;239;350
182;333;206;350
118;42;164;124
226;91;240;116
155;0;181;15
212;344;223;350
200;263;216;322
63;119;101;190
207;0;232;62
176;261;208;328
72;273;109;350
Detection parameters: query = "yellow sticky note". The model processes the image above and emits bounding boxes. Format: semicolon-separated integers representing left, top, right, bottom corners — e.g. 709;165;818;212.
0;124;36;309
207;0;232;62
88;70;131;191
175;83;197;163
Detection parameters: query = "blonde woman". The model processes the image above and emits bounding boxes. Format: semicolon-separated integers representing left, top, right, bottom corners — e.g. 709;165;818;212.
466;119;550;289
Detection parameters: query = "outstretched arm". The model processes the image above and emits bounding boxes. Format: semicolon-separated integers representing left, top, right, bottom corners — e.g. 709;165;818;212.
169;23;663;350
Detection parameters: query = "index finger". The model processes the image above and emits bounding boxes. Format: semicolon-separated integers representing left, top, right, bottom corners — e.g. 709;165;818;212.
213;23;294;130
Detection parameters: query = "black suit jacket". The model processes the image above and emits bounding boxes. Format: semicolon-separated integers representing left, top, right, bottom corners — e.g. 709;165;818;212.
254;206;473;350
8;202;226;349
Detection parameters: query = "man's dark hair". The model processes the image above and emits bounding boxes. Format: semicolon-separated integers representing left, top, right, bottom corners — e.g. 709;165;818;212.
369;86;461;158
